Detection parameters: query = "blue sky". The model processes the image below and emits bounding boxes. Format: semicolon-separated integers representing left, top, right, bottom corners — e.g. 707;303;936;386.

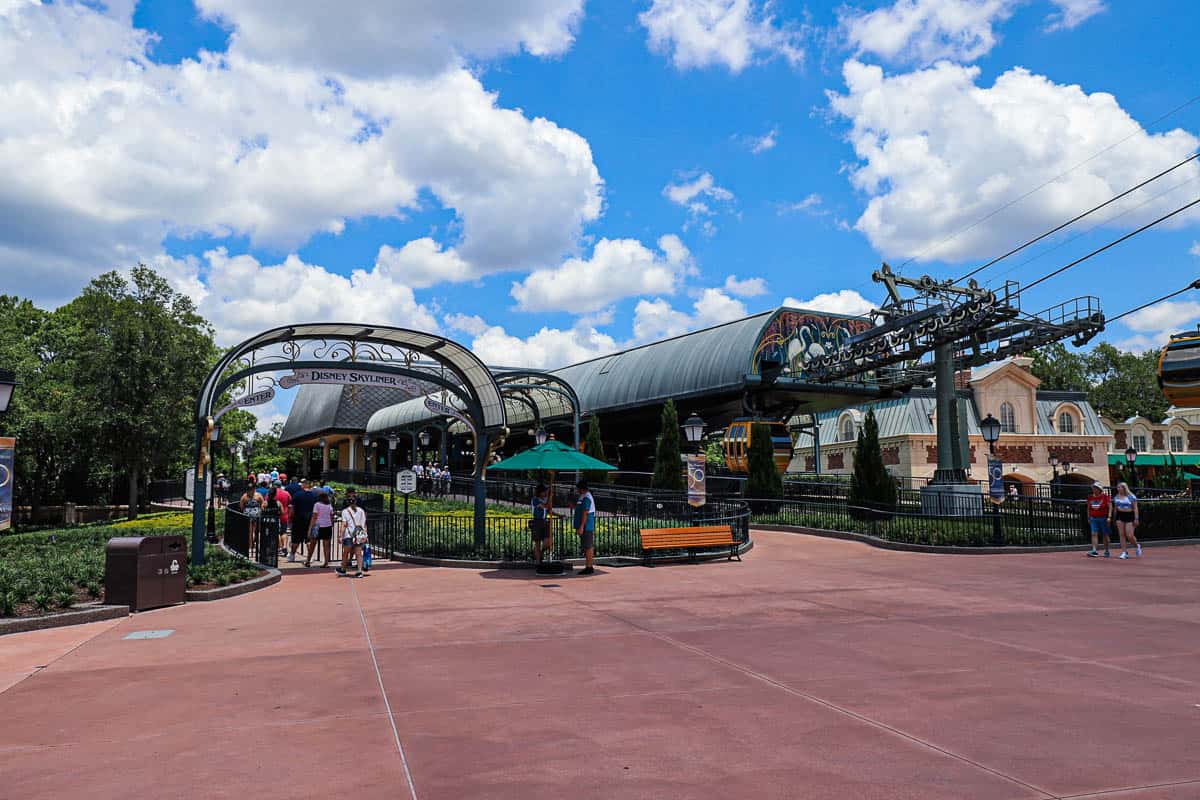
2;0;1199;430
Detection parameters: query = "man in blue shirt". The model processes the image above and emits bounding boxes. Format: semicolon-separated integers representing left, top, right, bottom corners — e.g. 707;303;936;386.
573;480;597;575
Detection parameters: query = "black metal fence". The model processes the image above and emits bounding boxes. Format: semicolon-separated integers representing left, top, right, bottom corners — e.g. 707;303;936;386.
748;494;1200;547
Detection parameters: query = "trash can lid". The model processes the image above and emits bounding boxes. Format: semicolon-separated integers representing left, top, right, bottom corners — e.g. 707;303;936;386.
105;536;163;554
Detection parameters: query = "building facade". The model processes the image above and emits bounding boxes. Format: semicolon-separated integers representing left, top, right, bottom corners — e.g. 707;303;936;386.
1104;408;1200;484
790;357;1111;492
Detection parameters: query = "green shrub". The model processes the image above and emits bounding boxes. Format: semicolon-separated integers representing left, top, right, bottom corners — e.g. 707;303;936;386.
651;400;685;491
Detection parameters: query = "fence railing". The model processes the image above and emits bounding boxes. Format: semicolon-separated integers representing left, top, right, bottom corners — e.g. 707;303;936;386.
748;494;1200;547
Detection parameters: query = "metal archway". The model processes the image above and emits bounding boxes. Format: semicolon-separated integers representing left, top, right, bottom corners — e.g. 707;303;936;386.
190;324;507;564
492;370;582;447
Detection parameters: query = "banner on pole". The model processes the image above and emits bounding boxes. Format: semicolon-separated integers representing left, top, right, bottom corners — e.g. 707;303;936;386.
214;387;275;421
424;396;476;435
0;437;13;532
987;457;1005;503
687;453;707;507
278;368;424;394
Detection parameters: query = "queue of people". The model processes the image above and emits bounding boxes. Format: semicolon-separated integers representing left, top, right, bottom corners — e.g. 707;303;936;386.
412;463;452;497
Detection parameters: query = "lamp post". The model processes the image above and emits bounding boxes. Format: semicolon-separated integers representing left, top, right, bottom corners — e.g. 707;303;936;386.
0;369;18;416
419;429;430;462
388;434;399;512
534;426;548;446
682;413;706;454
1125;447;1138;488
979;413;1003;546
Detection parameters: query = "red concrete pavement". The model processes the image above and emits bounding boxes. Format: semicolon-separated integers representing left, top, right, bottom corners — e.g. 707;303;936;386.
2;532;1200;799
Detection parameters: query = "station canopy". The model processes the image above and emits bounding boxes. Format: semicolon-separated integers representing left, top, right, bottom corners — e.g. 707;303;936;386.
365;307;889;441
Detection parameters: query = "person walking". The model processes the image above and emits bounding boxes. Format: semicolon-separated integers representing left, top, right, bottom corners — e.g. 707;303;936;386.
1112;482;1142;559
337;494;368;578
573;479;597;575
274;480;292;556
288;479;316;563
306;491;336;568
239;483;261;549
530;484;551;564
260;485;281;559
1086;482;1111;558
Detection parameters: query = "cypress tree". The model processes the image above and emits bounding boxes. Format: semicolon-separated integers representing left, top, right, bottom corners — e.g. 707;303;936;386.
651;400;685;491
583;415;610;483
745;422;784;498
848;408;896;512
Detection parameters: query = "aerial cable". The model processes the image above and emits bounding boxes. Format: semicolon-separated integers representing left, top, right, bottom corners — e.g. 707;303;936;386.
1106;280;1200;326
982;173;1199;287
1015;195;1200;296
892;92;1200;274
955;152;1200;283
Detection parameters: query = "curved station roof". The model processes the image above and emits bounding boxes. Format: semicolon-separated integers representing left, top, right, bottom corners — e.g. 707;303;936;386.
360;307;890;442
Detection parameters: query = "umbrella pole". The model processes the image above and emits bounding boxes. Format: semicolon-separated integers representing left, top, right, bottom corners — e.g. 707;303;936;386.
547;470;555;557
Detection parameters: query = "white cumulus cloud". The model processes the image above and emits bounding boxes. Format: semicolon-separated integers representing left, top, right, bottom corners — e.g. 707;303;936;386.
723;274;768;296
0;1;602;303
663;171;735;234
840;0;1107;66
511;235;693;313
783;289;876;317
196;0;585;78
446;315;619;369
829;60;1200;264
639;0;803;73
632;289;748;342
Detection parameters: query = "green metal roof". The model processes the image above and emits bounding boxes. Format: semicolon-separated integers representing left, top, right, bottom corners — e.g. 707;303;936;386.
1107;453;1200;466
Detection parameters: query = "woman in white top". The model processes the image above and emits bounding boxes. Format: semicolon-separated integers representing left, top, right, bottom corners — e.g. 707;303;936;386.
336;494;369;577
1111;482;1141;559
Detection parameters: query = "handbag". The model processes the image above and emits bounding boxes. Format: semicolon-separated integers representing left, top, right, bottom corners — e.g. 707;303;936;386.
353;526;369;545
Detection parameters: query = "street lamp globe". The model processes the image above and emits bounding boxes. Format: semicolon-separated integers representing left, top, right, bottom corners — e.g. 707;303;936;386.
534;426;548;445
210;423;221;442
1125;447;1137;465
979;413;1001;447
682;413;706;444
419;430;431;447
1049;454;1059;469
388;434;398;451
0;370;18;414
362;434;371;447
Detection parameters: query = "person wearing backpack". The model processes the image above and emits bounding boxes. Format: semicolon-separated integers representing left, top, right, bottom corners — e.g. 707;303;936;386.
336;494;369;578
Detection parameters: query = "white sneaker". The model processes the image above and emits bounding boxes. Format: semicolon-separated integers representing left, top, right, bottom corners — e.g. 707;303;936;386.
1136;544;1142;557
1119;552;1129;559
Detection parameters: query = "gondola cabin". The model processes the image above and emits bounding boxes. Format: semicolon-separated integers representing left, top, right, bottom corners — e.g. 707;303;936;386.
1159;330;1200;408
724;419;792;474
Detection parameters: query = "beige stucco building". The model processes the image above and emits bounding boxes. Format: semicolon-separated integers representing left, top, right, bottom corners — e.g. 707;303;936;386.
790;357;1111;492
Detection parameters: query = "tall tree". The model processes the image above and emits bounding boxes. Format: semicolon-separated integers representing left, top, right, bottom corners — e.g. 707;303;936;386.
582;415;610;483
651;400;685;491
849;408;896;512
245;422;304;477
745;423;783;499
1085;343;1169;422
1030;343;1089;392
59;266;216;518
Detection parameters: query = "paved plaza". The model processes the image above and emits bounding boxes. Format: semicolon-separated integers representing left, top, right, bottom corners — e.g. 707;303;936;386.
2;532;1199;799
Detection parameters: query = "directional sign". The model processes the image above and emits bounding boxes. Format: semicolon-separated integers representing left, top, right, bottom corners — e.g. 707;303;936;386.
396;469;417;495
423;396;476;435
213;387;275;422
185;468;212;502
279;368;424;394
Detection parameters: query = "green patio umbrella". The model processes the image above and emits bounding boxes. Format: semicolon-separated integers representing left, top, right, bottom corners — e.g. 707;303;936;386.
489;439;616;571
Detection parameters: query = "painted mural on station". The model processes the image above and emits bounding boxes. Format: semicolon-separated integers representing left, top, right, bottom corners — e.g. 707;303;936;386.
751;309;872;380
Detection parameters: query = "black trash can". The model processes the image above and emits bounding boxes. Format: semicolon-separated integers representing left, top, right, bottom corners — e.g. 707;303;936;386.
105;535;188;611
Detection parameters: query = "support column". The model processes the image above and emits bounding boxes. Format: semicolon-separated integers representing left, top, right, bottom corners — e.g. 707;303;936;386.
321;442;330;474
473;432;489;549
439;428;447;466
349;437;357;474
190;422;209;566
932;343;967;484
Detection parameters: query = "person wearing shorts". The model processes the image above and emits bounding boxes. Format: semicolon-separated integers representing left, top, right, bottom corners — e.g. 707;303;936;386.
1112;482;1141;559
1086;482;1111;558
288;480;316;563
573;480;596;575
336;495;368;578
306;491;335;568
530;484;551;563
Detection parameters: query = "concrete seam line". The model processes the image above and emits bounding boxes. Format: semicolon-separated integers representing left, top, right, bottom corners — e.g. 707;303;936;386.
350;579;419;800
564;594;1056;799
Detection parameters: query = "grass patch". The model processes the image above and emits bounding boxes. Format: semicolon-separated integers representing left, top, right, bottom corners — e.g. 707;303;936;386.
0;514;261;617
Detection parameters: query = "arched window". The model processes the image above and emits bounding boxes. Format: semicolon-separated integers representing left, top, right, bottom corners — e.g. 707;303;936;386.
1170;428;1185;452
840;416;855;442
1058;412;1074;433
1000;402;1016;433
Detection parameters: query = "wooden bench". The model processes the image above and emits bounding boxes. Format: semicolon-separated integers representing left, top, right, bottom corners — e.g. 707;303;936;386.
639;525;740;566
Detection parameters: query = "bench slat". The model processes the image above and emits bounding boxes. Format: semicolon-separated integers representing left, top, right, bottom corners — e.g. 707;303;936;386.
639;525;735;550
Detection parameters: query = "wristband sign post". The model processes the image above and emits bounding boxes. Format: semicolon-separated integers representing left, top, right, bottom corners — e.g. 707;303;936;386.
396;469;417;545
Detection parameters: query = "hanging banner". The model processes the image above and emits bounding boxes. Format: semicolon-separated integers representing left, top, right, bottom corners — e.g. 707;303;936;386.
0;437;14;532
278;368;424;393
687;453;707;508
987;457;1005;503
424;396;476;435
213;387;275;422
